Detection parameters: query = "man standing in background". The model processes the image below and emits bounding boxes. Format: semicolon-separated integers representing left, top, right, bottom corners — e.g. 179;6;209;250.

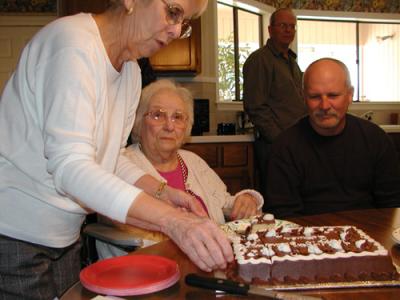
243;8;306;208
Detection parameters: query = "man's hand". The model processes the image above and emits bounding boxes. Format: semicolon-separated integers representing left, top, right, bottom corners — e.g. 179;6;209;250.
160;212;233;272
230;193;259;220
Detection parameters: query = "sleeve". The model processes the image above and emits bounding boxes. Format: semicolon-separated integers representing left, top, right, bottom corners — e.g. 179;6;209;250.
184;151;235;212
185;151;264;218
40;47;140;223
372;132;400;208
264;142;304;218
116;147;147;185
116;97;147;185
234;189;264;210
242;51;282;141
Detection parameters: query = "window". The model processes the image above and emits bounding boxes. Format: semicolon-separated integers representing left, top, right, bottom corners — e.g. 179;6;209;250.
297;19;400;102
217;2;263;101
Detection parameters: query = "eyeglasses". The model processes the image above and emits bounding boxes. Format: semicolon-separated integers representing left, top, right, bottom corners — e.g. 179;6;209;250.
161;0;192;39
144;109;188;128
274;23;297;31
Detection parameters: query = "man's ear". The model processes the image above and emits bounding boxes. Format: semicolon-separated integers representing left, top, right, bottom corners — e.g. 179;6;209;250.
348;87;354;104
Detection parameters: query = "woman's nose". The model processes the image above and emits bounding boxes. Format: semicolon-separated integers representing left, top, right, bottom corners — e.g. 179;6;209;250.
167;23;182;40
163;117;175;131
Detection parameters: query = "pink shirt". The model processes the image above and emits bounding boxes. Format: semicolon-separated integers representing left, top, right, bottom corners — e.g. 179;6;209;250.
158;164;209;215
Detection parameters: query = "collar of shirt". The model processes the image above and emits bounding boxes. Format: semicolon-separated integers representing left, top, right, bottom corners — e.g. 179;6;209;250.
266;38;297;60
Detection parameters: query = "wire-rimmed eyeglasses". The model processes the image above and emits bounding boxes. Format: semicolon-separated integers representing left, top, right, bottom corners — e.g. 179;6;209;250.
161;0;192;39
273;23;297;31
144;109;188;128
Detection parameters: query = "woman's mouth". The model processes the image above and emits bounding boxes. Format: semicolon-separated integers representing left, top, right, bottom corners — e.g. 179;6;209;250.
156;39;167;48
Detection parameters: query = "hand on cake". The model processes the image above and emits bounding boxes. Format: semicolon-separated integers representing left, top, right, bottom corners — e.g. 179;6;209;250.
160;210;234;272
230;192;261;220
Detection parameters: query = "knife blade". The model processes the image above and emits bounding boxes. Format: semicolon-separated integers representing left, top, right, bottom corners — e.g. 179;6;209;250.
185;273;323;300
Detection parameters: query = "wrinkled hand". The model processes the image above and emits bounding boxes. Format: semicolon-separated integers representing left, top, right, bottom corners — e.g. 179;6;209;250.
161;212;233;272
163;185;207;217
230;193;259;220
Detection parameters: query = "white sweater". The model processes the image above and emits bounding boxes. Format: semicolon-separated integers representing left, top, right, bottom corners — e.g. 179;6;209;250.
0;14;146;247
118;145;264;224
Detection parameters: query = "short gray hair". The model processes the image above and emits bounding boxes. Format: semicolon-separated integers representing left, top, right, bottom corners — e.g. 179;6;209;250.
107;0;208;18
131;79;194;142
303;57;353;90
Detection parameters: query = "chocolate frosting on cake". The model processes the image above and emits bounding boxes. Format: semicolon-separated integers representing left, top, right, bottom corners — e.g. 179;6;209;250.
230;221;399;284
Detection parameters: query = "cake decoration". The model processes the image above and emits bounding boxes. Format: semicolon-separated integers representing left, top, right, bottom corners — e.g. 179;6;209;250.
226;214;399;285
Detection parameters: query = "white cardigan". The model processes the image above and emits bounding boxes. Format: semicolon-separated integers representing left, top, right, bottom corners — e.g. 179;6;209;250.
118;144;264;224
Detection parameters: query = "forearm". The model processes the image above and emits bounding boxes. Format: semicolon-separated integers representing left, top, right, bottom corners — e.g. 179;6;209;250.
126;191;180;232
134;174;167;200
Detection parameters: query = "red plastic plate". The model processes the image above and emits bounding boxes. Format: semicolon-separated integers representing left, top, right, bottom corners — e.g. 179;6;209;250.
80;254;180;296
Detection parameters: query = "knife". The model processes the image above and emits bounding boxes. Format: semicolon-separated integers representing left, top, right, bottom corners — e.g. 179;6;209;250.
185;273;323;300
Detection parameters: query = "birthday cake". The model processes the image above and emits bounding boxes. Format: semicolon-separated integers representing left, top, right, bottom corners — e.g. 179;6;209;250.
228;216;398;284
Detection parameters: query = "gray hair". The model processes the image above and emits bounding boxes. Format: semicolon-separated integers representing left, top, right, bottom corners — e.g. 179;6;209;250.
303;57;353;90
131;79;194;143
107;0;208;18
269;8;296;26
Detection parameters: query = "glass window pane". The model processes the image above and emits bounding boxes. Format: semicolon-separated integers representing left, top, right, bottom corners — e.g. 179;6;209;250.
237;9;260;100
297;20;358;100
217;3;235;101
359;23;400;102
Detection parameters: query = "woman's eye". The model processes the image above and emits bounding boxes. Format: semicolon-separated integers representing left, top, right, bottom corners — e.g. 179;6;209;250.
153;111;164;119
172;114;181;121
167;7;182;22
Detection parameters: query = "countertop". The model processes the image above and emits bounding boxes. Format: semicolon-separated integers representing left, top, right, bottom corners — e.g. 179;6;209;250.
184;125;400;144
185;134;254;143
379;124;400;133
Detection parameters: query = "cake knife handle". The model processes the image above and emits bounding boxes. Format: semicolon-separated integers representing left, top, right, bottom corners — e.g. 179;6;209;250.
185;273;249;295
185;273;324;300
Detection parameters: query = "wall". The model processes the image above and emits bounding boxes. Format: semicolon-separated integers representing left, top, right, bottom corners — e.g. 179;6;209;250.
255;0;400;13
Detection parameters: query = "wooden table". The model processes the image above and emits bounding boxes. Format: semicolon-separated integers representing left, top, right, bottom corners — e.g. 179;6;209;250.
61;208;400;300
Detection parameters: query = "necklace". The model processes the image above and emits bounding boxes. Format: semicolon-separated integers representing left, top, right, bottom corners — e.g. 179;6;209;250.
177;153;189;190
176;153;209;216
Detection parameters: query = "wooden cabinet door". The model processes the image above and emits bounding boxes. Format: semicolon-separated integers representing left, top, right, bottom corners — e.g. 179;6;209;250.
183;142;255;195
149;18;201;74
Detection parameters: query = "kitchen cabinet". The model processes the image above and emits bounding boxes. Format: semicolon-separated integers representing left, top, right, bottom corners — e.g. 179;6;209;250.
183;142;255;194
149;18;201;74
58;0;201;75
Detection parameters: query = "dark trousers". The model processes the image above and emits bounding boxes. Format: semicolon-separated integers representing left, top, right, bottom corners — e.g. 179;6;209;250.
254;137;272;212
0;234;81;300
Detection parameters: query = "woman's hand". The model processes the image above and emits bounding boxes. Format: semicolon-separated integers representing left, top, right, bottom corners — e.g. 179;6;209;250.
160;211;233;272
230;193;260;220
163;185;208;217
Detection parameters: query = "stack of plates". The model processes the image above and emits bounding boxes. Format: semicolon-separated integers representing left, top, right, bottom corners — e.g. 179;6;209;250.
80;255;180;296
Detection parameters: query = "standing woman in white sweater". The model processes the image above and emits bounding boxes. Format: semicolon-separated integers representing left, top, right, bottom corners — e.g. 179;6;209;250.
0;1;233;299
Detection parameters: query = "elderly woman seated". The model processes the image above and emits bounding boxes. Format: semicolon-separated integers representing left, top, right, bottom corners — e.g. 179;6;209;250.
97;79;263;258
